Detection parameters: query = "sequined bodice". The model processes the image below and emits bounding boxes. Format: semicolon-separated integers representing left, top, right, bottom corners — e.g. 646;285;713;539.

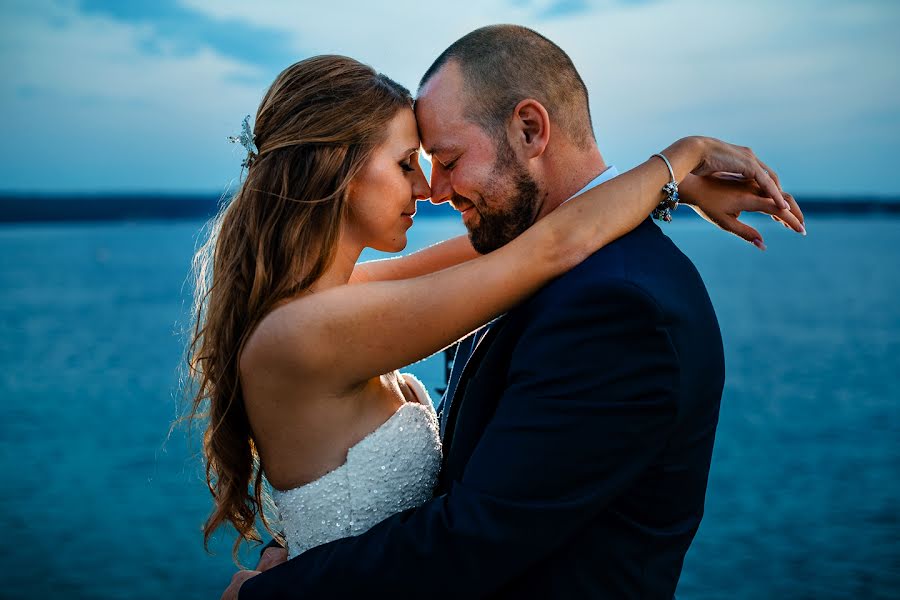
272;374;442;558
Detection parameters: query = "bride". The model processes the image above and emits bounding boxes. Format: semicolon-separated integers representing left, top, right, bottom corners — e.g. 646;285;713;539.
186;55;802;566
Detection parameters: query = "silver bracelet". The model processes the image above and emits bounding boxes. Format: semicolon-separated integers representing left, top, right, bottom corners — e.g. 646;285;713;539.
650;152;679;222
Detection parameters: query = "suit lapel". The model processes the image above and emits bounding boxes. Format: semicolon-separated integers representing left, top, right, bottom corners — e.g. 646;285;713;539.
437;331;479;436
440;315;509;451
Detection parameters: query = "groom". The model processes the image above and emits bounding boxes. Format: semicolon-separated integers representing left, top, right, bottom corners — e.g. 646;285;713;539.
231;25;733;599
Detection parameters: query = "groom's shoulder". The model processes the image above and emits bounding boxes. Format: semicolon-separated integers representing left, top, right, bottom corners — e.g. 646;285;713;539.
549;219;682;293
512;218;702;322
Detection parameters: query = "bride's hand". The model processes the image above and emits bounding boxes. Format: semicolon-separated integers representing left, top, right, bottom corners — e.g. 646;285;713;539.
221;570;260;600
257;546;288;571
679;172;806;250
684;136;786;209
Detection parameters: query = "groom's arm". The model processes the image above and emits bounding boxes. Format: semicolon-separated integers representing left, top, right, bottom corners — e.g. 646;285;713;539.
239;277;680;599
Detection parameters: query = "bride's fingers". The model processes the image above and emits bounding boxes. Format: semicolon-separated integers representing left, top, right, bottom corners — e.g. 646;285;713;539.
746;178;804;234
701;141;784;208
738;193;784;215
753;163;787;210
777;206;804;233
746;194;804;234
784;192;806;228
764;192;805;235
758;159;782;191
754;161;805;232
721;215;766;250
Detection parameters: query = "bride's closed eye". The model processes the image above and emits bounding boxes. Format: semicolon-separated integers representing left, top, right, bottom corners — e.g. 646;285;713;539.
400;149;421;173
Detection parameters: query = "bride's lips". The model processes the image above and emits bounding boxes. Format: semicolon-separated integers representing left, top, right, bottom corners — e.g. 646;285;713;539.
401;211;415;225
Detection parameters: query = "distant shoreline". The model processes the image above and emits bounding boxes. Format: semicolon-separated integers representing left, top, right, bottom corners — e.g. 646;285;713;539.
1;193;898;224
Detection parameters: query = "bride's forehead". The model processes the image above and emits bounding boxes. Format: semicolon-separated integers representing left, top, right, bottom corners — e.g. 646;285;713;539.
387;108;419;136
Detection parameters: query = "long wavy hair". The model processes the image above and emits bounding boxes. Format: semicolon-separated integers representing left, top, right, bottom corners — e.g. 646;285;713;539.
185;55;412;560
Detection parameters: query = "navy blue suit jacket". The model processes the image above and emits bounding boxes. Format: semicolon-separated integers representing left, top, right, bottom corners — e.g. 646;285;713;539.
242;218;725;599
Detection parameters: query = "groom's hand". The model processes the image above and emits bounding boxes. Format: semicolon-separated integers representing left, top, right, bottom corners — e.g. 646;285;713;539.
221;570;260;600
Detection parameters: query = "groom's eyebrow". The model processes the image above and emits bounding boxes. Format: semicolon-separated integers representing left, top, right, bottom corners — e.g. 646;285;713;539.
425;144;452;158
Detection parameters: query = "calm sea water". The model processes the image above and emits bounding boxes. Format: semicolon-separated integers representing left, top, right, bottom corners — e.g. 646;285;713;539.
0;215;897;599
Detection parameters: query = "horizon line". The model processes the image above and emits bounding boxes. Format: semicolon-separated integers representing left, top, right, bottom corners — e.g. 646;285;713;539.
1;191;899;202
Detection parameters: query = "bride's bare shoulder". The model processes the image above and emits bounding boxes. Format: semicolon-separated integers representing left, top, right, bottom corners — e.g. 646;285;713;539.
239;289;344;379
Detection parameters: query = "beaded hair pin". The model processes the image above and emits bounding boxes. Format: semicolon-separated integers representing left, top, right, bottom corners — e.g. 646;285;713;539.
228;115;258;169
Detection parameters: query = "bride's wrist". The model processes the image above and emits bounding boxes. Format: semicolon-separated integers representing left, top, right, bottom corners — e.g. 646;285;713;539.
660;136;706;182
676;173;700;207
648;138;704;222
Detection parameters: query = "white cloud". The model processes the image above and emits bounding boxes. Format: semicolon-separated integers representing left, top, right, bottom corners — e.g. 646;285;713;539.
541;1;899;187
177;0;538;92
0;0;268;191
0;0;897;193
180;0;900;194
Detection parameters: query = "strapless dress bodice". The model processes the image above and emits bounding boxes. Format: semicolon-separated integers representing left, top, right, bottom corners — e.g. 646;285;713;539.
271;374;442;558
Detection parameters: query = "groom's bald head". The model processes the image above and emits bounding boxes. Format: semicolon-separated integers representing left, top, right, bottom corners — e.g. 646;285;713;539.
419;24;595;149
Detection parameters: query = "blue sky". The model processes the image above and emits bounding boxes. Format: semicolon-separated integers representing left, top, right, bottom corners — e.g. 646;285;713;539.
0;0;897;196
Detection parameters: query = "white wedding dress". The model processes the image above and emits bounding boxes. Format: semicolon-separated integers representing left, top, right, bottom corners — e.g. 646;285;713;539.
272;374;442;558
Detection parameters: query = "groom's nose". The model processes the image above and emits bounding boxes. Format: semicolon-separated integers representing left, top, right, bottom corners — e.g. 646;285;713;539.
429;164;453;205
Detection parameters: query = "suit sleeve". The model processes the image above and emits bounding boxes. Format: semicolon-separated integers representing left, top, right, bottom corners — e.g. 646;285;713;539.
240;280;680;599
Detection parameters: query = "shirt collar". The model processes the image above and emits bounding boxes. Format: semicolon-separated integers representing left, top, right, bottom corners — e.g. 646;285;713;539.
561;165;619;205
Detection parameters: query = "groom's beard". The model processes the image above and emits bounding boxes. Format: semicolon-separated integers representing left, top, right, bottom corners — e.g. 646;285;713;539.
463;139;541;254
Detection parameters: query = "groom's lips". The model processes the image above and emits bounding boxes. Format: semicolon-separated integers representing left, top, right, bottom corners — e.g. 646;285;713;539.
449;195;477;223
452;201;474;215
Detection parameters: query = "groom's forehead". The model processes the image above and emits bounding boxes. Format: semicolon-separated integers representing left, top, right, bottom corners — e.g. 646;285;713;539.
415;102;468;154
416;64;467;118
416;62;488;156
417;116;469;158
415;105;461;153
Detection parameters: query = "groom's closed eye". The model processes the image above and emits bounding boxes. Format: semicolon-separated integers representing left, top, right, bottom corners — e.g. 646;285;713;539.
425;145;460;170
433;154;459;171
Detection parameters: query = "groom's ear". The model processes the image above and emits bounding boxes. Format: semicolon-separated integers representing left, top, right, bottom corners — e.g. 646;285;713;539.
508;99;550;160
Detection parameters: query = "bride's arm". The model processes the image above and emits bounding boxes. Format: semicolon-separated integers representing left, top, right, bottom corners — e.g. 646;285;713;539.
350;172;807;285
349;235;478;284
249;136;785;388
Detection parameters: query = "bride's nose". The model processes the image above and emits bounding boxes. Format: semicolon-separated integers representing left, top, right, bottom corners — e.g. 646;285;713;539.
413;169;431;201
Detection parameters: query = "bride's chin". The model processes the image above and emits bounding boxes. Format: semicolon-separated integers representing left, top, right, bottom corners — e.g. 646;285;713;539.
373;235;408;254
